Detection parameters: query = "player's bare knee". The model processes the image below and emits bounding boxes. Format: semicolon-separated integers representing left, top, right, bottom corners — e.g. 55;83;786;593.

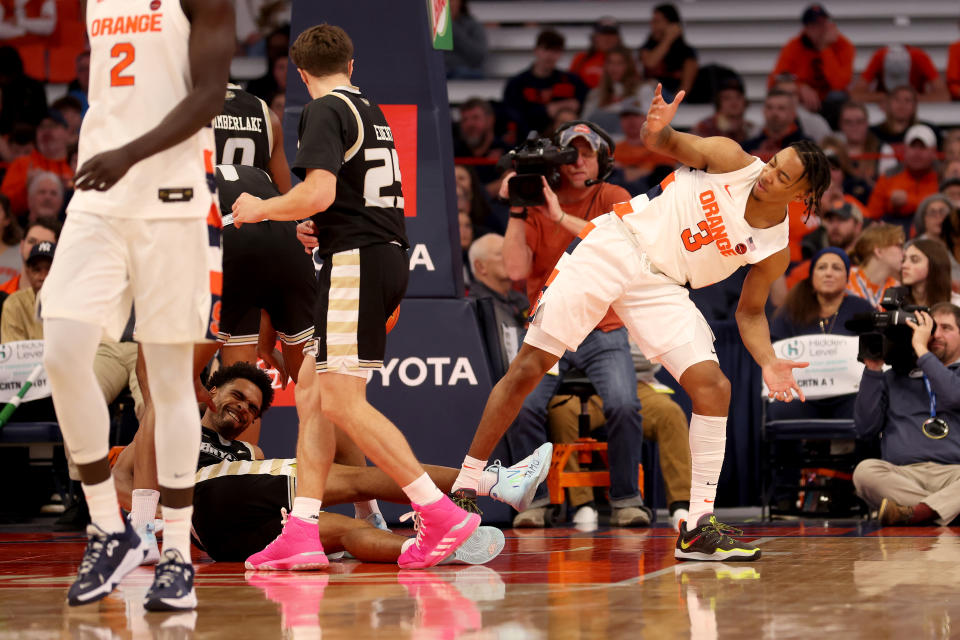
684;372;730;415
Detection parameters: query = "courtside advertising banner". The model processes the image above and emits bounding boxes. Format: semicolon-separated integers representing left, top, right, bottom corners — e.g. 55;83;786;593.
286;0;462;298
764;334;864;400
0;341;50;402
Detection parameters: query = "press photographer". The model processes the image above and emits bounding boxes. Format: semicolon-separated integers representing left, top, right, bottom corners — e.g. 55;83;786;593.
851;303;960;526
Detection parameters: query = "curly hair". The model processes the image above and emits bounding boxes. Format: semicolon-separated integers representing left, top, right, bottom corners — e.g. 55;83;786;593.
789;140;832;219
206;361;275;414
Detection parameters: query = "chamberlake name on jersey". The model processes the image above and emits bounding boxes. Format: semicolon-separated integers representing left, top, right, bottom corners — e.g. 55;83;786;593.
213;114;264;134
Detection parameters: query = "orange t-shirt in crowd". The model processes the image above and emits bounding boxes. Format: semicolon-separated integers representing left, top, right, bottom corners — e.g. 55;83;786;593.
768;34;855;100
787;200;820;264
866;169;939;219
0;150;73;216
860;45;940;93
948;41;960;101
614;141;676;174
524;182;631;333
0;273;22;295
846;266;898;309
570;51;606;89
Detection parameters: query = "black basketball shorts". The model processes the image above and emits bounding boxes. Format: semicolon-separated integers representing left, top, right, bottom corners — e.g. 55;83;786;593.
218;221;316;347
304;242;408;375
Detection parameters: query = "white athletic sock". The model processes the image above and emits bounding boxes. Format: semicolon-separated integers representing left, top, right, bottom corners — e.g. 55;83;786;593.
161;505;193;559
354;499;381;520
83;477;125;534
131;489;160;532
452;455;487;493
477;469;499;497
687;413;727;526
402;473;443;506
291;497;322;523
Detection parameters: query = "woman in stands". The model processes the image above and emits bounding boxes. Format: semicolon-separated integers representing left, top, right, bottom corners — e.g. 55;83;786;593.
902;238;960;306
581;45;656;131
638;4;698;99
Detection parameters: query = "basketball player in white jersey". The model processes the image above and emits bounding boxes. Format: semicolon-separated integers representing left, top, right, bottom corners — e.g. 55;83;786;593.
40;0;234;610
451;85;831;561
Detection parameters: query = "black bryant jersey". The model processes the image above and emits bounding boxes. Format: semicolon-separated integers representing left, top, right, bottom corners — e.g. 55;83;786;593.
198;427;256;469
215;164;279;214
213;84;273;170
292;86;409;256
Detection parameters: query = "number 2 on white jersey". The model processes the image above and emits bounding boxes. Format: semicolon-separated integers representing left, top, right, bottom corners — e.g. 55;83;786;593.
110;42;135;87
363;147;404;209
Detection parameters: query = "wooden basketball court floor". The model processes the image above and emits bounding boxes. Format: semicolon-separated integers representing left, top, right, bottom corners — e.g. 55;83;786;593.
1;518;957;639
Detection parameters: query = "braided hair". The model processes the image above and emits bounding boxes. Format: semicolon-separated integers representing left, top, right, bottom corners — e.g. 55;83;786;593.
788;140;831;219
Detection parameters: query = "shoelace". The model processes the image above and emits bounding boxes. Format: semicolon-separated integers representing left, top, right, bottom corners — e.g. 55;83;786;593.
77;535;106;576
399;510;426;549
703;518;744;542
261;508;291;552
154;561;184;590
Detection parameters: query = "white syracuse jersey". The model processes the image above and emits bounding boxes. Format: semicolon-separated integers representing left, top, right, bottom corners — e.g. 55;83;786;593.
617;158;788;289
69;0;215;219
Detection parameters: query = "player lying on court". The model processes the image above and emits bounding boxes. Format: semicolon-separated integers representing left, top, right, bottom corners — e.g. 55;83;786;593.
450;84;831;561
112;362;547;567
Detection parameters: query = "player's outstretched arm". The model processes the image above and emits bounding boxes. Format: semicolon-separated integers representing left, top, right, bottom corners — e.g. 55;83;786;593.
641;83;754;175
232;168;335;225
74;0;235;191
736;248;809;403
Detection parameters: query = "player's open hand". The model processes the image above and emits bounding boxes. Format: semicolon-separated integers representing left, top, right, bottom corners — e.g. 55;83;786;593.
232;192;266;227
296;220;319;254
645;83;685;136
74;147;135;191
762;358;809;403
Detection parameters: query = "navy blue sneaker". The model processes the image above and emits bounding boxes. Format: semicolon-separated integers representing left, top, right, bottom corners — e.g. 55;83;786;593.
67;519;147;606
144;549;197;611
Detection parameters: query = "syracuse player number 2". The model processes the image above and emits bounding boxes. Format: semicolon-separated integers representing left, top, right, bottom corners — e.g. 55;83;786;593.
110;43;135;87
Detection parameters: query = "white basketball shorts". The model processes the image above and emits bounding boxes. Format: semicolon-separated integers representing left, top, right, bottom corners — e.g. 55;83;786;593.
41;209;221;344
524;212;718;380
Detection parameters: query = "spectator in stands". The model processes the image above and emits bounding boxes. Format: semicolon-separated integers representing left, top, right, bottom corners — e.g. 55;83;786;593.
0;194;21;286
24;171;63;226
770;73;833;144
788;200;862;289
609;98;675;194
942;177;960;209
0;46;47;132
770;248;873;418
444;0;488;79
838;101;896;183
768;5;854;117
820;137;871;206
0;123;36;176
499;121;649;528
453;98;509;187
502;30;588;140
851;44;950;104
0;240;53;343
570;17;622;89
638;3;698;99
266;90;284;119
869;85;941;152
852;302;960;526
455;164;500;234
466;233;528;367
0;215;59;295
913;194;960;287
66;49;89;114
246;25;290;101
743;89;811;159
543;105;579;139
692;77;758;144
902;238;958;307
581;45;656;134
0;109;72;218
50;96;82;146
546;339;693;530
867;124;940;225
847;223;905;309
946;21;960;101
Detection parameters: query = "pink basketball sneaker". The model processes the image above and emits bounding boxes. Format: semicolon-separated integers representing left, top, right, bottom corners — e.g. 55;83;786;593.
245;509;329;571
397;495;481;569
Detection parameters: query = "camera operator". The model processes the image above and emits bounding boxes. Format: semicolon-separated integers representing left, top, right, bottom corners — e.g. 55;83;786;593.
852;302;960;526
495;121;651;527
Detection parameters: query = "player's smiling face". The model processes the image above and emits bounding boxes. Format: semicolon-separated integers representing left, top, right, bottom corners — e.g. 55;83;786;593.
753;147;808;203
209;378;263;440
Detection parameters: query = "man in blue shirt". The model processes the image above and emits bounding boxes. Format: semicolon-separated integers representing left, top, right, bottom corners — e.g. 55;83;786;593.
852;302;960;525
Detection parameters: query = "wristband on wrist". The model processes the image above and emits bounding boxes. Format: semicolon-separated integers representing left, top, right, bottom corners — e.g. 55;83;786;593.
509;207;528;220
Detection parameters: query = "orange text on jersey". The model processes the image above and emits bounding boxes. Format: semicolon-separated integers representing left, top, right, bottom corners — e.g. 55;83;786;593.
682;190;737;256
89;14;162;38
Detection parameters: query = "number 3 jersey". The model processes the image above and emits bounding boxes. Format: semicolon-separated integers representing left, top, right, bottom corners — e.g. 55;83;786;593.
69;0;215;220
292;85;408;256
618;158;788;289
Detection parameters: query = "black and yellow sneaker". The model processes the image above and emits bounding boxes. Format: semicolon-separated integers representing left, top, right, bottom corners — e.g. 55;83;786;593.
450;488;482;515
675;514;761;562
